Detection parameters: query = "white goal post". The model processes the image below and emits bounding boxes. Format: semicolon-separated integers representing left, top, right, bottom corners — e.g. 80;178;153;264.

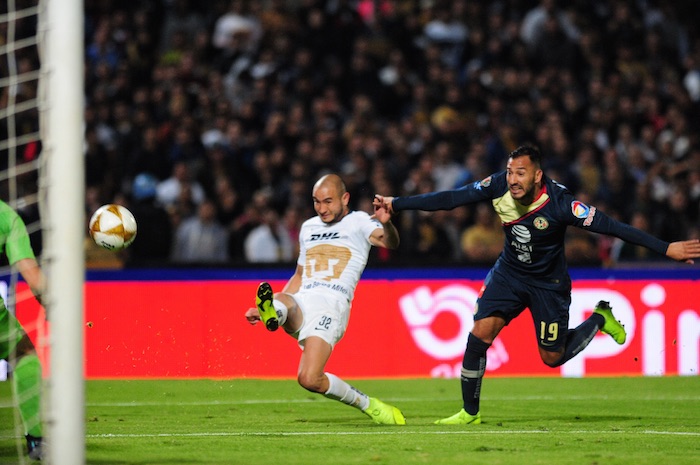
39;0;85;463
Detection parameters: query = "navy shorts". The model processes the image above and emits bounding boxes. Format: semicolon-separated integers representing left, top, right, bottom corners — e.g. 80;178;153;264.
475;268;571;351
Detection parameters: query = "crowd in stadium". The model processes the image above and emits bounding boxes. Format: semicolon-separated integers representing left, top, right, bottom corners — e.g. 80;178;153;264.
79;0;700;268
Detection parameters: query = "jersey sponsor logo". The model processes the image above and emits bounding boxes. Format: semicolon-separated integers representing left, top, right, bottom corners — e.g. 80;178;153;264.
511;224;531;243
571;200;590;218
583;206;597;227
533;216;549;230
510;224;532;263
309;231;341;241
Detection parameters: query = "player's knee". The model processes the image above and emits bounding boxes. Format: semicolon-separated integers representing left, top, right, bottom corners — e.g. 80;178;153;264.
297;371;324;393
540;350;564;367
275;292;295;310
470;317;505;344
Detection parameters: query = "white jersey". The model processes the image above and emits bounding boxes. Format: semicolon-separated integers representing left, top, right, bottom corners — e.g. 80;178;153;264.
297;210;382;302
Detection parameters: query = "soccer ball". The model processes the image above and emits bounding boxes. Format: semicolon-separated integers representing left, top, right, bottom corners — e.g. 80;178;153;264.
89;204;137;251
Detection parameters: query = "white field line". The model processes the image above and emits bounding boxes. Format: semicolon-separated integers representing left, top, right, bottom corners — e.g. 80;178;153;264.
80;394;700;407
89;430;700;438
2;394;700;409
1;430;699;441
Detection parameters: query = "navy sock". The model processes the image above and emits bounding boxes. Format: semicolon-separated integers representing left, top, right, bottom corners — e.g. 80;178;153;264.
461;333;491;415
550;313;605;367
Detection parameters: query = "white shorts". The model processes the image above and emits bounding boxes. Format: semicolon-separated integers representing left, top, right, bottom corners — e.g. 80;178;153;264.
288;290;350;349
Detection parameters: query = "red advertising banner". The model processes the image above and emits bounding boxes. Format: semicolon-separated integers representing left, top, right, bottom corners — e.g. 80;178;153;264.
15;278;700;379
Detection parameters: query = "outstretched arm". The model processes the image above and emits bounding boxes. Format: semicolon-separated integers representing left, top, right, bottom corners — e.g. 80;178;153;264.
374;180;493;213
369;198;400;249
16;257;45;304
665;239;700;264
583;208;700;264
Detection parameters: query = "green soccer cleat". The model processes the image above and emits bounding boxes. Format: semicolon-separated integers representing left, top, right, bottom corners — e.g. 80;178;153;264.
256;282;279;331
594;300;626;344
434;409;481;425
363;397;406;425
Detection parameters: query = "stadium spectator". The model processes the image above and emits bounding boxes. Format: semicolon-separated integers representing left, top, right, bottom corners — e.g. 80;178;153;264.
126;173;174;266
421;2;469;69
159;0;207;56
519;0;580;50
653;185;694;243
125;125;171;182
460;202;504;264
529;12;581;71
171;198;229;263
211;0;262;54
431;140;464;192
609;211;662;264
243;207;294;263
156;161;206;211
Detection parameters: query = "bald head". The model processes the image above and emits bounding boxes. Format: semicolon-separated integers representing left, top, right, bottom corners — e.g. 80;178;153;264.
314;173;347;196
312;173;350;224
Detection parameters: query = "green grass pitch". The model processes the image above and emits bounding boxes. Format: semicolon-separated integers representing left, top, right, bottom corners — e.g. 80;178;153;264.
1;376;699;464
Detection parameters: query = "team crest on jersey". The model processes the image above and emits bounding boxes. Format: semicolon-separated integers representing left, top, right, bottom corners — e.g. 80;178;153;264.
533;216;549;230
479;176;492;188
571;200;590;218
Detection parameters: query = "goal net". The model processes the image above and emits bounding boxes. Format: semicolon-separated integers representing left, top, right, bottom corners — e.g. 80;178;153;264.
1;0;84;464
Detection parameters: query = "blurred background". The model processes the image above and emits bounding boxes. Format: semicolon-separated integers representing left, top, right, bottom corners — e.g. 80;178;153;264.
10;0;700;269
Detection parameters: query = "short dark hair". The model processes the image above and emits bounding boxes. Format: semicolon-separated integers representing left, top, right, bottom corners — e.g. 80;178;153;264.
509;145;542;167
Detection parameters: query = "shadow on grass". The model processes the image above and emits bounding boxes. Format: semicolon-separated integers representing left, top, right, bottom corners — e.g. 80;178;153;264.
483;414;641;425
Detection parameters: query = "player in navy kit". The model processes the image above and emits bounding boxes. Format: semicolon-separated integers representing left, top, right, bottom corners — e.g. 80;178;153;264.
374;145;700;425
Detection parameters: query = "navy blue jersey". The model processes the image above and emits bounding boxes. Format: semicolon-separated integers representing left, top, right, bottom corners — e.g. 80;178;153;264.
393;171;669;289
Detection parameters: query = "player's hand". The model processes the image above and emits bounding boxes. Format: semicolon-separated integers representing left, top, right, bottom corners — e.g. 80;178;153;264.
372;199;393;223
373;195;395;214
245;307;261;325
666;239;700;264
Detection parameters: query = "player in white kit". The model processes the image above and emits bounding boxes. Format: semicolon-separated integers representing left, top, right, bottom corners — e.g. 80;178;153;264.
245;174;405;424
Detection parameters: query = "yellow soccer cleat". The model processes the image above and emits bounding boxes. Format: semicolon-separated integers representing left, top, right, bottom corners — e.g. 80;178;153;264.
255;282;279;331
434;409;481;425
363;397;406;425
594;300;626;344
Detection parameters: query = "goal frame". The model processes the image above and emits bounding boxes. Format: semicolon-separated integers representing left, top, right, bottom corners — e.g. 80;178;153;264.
39;0;85;463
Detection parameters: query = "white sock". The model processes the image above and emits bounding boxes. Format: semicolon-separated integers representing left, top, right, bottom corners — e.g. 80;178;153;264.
272;300;288;325
324;372;370;411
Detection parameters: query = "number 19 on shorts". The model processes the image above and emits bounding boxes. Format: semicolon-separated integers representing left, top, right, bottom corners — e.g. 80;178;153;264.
539;321;559;343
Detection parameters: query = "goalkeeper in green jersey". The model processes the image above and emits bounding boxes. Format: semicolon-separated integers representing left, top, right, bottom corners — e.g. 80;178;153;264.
0;200;45;460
